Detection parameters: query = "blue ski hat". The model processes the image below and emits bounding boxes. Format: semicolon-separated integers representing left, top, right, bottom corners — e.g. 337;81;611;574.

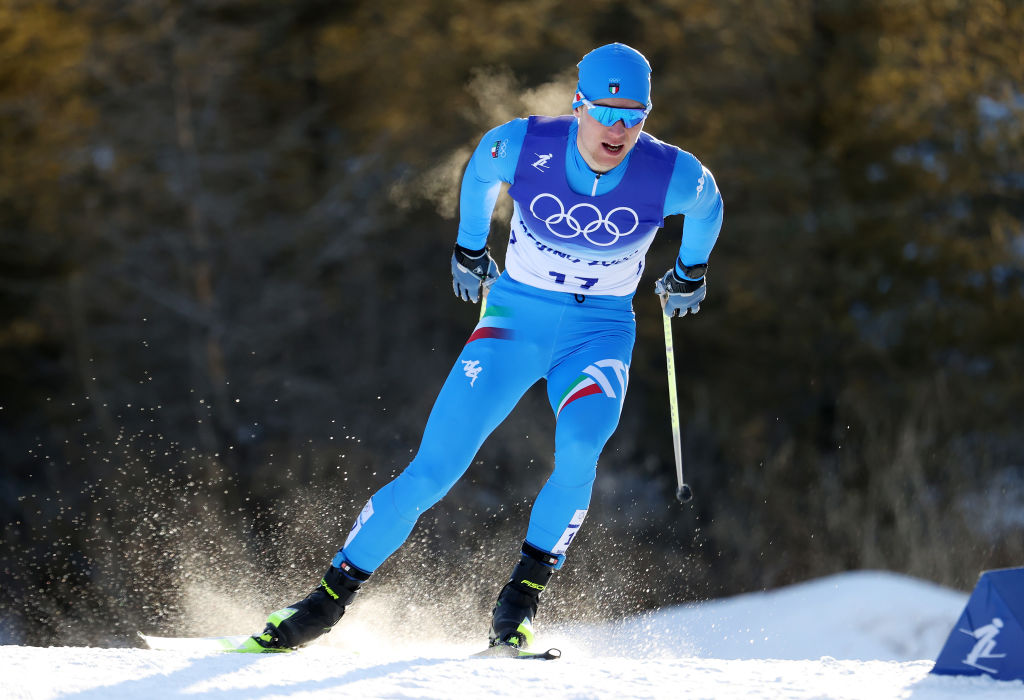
572;43;652;109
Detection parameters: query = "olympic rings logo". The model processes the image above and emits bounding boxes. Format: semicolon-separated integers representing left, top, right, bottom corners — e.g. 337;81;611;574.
528;193;640;247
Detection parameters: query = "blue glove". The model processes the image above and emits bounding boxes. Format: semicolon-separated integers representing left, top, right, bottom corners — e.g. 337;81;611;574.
451;244;499;303
655;268;706;317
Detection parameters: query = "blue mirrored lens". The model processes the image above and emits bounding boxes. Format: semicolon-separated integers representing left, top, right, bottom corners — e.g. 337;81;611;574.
587;105;647;128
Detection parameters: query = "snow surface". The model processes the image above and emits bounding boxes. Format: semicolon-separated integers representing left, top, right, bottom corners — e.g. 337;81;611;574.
6;570;1023;699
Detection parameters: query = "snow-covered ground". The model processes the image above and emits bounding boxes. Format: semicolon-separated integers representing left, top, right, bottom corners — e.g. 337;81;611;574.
6;570;1023;699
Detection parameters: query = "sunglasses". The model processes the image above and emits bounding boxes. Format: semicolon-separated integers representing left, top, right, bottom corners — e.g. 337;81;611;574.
579;96;651;128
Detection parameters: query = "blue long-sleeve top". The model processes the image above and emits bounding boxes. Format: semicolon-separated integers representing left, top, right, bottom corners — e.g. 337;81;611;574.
457;117;723;281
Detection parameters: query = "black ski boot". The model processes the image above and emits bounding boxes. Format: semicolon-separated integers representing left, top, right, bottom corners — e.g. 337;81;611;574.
252;558;371;650
488;543;558;649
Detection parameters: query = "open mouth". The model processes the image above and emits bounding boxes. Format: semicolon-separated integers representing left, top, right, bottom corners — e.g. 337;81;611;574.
602;142;624;155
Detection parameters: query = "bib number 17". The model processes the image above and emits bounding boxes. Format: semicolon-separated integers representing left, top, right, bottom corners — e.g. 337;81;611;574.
548;271;598;289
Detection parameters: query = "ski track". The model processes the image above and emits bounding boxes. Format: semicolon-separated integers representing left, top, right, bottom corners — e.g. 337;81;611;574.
6;571;1024;700
5;647;1020;700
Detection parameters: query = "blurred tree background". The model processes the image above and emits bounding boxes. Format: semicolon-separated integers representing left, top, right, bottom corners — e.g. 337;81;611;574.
2;0;1022;647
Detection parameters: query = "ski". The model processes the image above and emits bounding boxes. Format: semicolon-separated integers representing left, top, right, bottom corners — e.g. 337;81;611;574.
141;631;560;660
138;632;289;653
471;644;561;661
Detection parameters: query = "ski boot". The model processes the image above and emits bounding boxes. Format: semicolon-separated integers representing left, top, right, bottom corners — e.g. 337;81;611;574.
252;558;371;650
488;543;558;650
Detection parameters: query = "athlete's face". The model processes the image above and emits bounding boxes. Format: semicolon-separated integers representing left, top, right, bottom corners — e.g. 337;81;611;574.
573;97;647;173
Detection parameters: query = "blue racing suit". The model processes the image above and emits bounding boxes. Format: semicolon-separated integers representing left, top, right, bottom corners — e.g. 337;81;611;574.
337;115;723;573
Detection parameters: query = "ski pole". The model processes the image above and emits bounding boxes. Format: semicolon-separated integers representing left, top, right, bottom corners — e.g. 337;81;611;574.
661;310;693;503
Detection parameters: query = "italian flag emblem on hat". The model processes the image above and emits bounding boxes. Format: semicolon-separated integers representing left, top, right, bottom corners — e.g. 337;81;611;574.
608;82;620;94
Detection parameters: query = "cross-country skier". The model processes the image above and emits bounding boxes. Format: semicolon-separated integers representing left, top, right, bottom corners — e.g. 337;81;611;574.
252;42;724;652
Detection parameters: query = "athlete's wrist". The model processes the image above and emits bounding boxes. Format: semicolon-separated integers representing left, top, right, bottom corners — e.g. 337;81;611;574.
454;243;488;260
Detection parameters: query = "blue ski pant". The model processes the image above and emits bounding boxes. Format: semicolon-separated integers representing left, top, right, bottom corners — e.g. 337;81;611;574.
339;274;635;572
